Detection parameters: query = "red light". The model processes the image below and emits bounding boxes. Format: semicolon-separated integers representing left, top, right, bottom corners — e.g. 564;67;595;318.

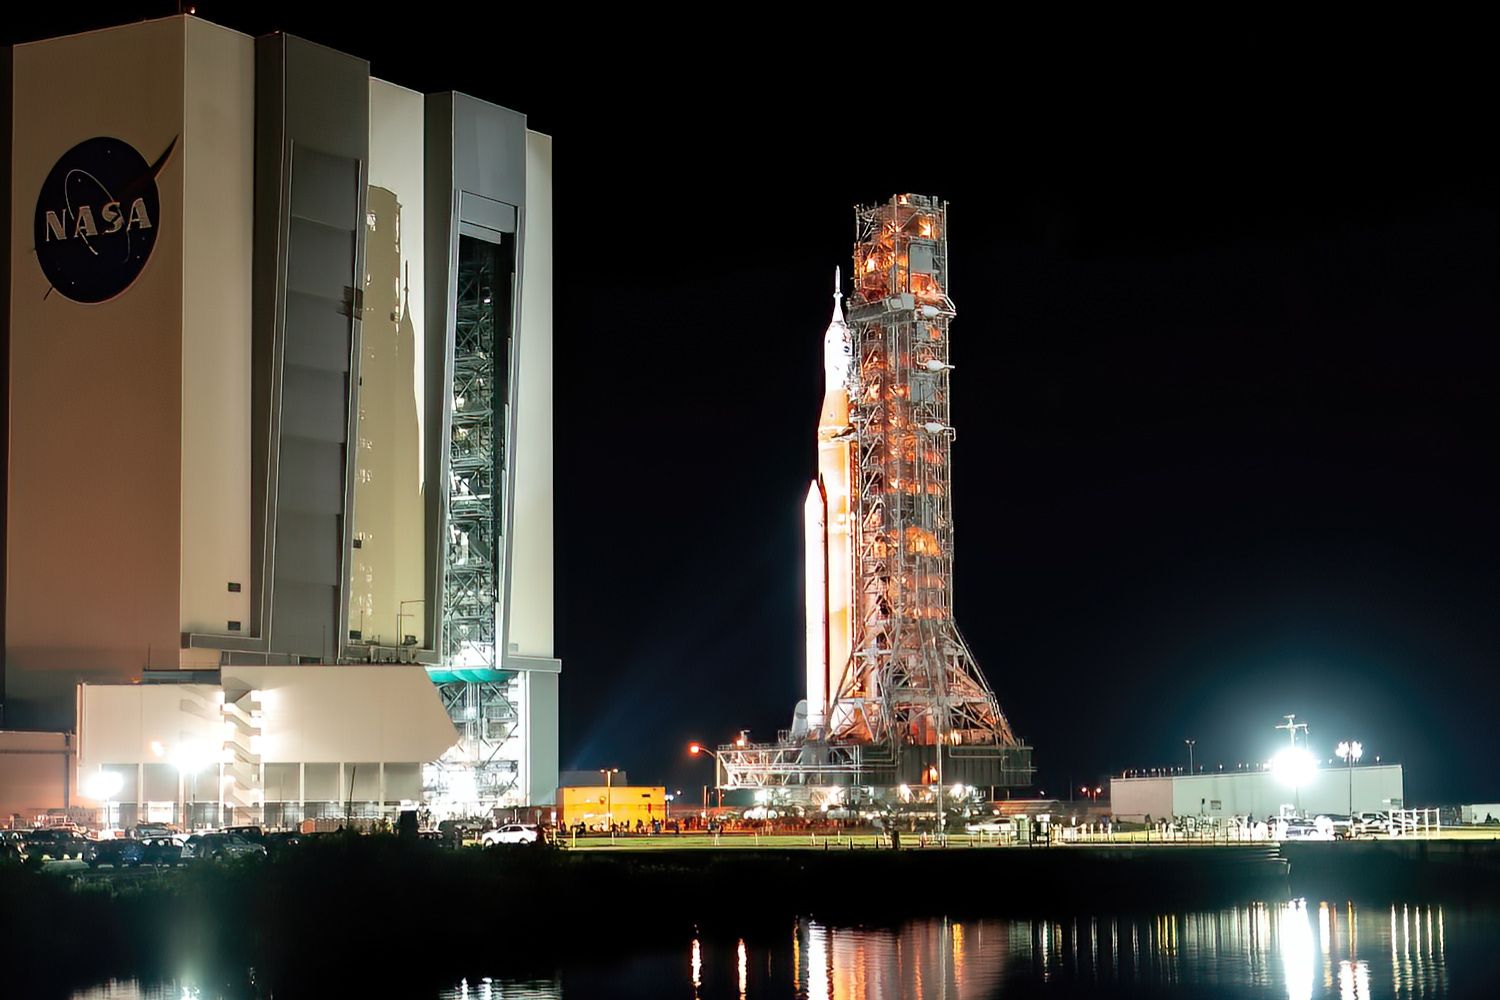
688;744;701;755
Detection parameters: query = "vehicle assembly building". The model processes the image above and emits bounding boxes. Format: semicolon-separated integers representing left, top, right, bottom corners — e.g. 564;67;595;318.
718;196;1033;806
0;14;557;826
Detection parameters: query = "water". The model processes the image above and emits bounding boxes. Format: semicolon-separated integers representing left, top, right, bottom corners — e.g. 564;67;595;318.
70;899;1499;999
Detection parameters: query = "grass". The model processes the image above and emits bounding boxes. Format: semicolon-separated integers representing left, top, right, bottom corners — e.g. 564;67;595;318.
560;826;1500;850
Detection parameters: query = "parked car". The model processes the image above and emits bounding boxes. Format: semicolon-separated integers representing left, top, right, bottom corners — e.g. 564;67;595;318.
85;838;145;868
1280;820;1334;842
264;831;301;855
2;831;27;863
1316;814;1356;839
222;825;265;844
23;829;89;860
130;823;187;844
1353;812;1392;837
183;833;267;862
481;823;540;846
137;837;187;867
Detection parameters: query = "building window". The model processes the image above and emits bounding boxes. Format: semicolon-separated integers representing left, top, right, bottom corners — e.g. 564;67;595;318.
227;621;242;632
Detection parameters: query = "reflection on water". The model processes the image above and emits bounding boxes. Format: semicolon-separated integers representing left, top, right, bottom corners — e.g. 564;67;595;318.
788;901;1460;999
73;900;1493;999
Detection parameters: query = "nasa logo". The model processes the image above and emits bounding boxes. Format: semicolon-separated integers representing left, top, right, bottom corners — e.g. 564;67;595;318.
33;135;176;303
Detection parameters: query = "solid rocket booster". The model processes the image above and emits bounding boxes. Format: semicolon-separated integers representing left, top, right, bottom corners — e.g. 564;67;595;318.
804;480;828;727
804;269;854;731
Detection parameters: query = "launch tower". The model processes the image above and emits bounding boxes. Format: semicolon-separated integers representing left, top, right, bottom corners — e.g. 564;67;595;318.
718;195;1033;807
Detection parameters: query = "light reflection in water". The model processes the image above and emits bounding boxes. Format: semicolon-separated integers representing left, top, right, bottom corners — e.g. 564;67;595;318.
69;900;1477;1000
1280;899;1316;1000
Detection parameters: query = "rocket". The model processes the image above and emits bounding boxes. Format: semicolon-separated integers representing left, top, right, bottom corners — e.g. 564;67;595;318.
805;269;855;733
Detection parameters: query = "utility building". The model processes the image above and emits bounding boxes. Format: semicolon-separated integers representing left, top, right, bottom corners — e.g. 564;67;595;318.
0;14;557;824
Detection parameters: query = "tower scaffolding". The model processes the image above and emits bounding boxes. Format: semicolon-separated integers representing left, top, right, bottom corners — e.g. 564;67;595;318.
425;234;522;814
719;196;1032;804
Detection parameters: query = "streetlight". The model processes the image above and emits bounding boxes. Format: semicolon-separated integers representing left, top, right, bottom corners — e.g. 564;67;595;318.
171;740;213;829
688;742;724;811
599;768;618;834
84;770;125;831
397;599;425;649
1336;740;1363;815
1185;739;1196;774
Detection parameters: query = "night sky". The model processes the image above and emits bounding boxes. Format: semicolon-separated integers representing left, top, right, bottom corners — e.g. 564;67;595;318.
8;8;1496;802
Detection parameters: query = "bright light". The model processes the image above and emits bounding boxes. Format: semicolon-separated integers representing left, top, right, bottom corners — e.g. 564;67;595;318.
1271;747;1318;788
169;740;213;775
1337;740;1363;762
83;770;124;801
688;743;702;755
150;740;165;758
951;783;966;799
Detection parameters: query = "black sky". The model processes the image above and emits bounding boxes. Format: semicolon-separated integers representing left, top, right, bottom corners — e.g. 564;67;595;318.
8;7;1495;802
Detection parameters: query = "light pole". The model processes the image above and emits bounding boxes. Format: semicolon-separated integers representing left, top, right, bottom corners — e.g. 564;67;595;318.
397;599;425;650
1185;739;1196;774
689;743;724;812
1336;740;1363;815
599;768;618;834
171;741;211;829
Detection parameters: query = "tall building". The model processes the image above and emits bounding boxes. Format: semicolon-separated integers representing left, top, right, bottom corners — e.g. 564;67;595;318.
720;196;1032;806
0;14;557;824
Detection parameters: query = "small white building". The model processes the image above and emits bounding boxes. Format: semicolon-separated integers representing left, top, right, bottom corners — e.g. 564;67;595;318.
76;665;458;829
1110;765;1405;822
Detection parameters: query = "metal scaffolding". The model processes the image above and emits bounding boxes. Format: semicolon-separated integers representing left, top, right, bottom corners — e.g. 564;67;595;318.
445;238;501;670
427;235;522;815
720;195;1032;799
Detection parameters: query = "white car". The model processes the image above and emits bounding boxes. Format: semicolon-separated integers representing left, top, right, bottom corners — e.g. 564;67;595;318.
481;823;540;846
1353;812;1393;837
1280;820;1334;841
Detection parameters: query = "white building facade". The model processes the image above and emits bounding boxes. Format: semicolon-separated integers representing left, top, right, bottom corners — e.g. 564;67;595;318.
1;15;558;823
1110;765;1405;823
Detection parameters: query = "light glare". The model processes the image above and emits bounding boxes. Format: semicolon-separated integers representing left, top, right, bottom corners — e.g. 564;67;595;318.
1271;747;1317;788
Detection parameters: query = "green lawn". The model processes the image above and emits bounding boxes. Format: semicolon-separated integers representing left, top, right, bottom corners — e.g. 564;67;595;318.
559;826;1500;851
